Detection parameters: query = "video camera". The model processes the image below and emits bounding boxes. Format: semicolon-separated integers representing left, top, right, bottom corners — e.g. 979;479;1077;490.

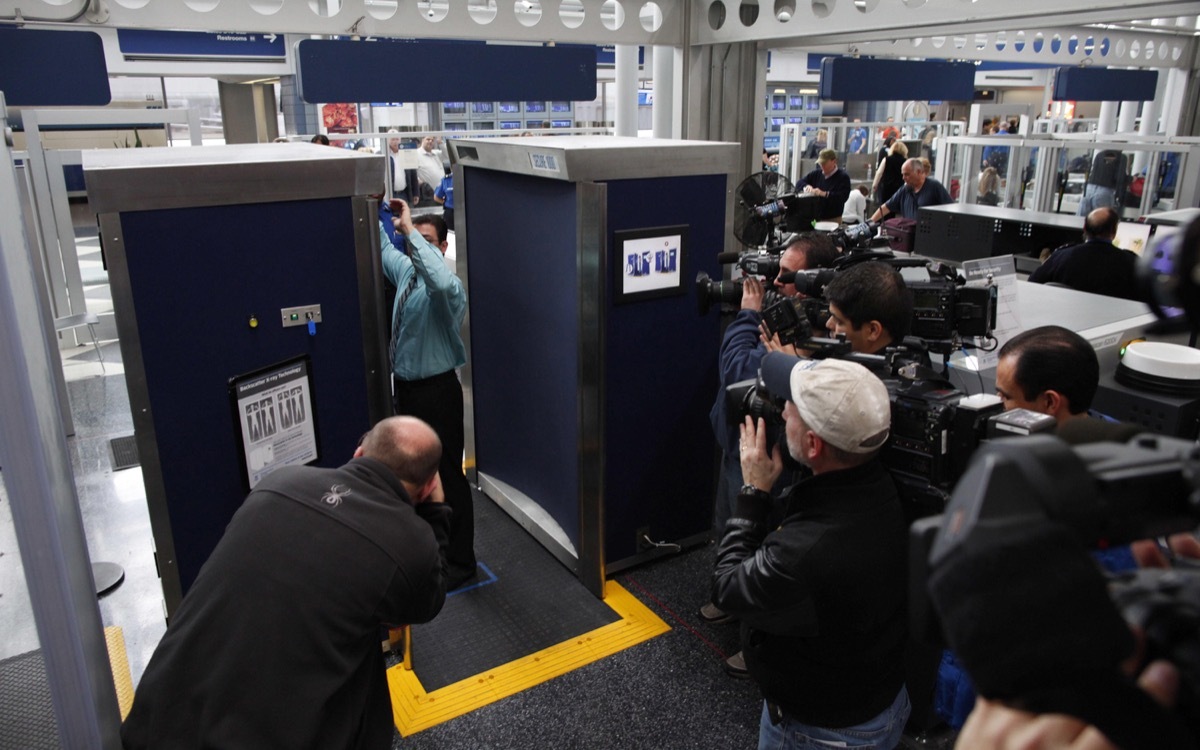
912;434;1200;749
768;253;999;347
906;218;1200;748
725;342;1054;519
828;220;888;254
695;244;795;315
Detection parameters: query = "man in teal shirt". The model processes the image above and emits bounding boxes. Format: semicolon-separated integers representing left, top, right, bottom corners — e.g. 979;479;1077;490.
381;201;475;587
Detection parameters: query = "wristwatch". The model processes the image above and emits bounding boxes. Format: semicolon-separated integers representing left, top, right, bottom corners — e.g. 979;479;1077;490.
738;484;770;501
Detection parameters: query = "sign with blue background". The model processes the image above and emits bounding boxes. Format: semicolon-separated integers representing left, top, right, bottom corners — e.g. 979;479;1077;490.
117;29;285;58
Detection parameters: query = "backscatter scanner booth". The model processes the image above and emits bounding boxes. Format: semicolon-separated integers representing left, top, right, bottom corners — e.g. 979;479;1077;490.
448;136;739;598
84;144;392;618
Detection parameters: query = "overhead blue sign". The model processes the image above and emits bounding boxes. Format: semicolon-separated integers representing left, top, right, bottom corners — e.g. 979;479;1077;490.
596;46;645;66
298;39;596;103
0;28;110;106
117;29;285;58
1053;67;1159;102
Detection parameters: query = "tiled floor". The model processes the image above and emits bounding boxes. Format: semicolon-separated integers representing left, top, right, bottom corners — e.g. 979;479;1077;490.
0;234;166;686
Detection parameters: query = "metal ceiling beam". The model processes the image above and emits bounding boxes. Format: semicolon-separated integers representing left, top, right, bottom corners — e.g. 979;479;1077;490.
796;24;1197;70
691;0;1200;50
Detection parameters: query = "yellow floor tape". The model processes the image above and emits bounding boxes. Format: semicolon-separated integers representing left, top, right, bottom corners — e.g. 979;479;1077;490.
105;626;134;720
388;579;669;736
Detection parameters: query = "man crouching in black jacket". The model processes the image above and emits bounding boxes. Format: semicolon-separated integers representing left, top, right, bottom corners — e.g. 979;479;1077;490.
713;354;909;749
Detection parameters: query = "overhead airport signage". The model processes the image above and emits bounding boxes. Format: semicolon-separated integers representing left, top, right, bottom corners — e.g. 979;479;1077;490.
0;28;110;106
117;29;286;59
297;39;596;103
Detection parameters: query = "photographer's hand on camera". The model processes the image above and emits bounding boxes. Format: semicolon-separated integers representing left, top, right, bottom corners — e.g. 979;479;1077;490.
955;658;1180;750
741;276;766;313
759;326;801;357
738;416;782;493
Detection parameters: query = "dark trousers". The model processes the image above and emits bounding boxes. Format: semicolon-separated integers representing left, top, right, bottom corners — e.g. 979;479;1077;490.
442;208;455;232
393;371;476;579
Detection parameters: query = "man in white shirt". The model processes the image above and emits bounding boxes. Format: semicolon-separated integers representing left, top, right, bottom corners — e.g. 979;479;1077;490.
416;136;445;206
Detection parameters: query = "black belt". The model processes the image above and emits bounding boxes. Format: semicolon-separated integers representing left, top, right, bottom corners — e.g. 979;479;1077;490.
394;370;455;388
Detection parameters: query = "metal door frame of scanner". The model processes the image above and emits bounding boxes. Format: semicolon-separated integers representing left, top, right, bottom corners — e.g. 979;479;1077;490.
916;203;1085;274
448;136;738;598
84;144;392;618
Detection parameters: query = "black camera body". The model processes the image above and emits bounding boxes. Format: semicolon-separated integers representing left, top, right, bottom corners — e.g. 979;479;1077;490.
760;294;827;348
908;280;998;340
884;380;1006;518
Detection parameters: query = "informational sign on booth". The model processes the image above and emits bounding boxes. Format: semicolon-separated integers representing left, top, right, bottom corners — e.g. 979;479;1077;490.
961;254;1021;371
230;356;319;489
613;225;688;304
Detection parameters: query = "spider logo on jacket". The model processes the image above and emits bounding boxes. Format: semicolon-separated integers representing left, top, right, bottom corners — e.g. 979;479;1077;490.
322;484;352;507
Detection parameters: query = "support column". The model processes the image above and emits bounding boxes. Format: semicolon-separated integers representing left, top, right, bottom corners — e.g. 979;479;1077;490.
614;44;639;137
1132;72;1166;177
653;45;676;139
1097;100;1118;135
1160;68;1190;137
1117;99;1139;133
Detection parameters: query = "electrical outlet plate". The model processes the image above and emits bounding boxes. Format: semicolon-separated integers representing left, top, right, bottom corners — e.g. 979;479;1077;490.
280;304;322;328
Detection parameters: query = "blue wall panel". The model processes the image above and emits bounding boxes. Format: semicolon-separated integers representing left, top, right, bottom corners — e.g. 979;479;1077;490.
297;39;596;103
466;169;583;548
602;175;722;562
819;57;975;102
0;28;110;106
1053;67;1159;102
118;197;373;593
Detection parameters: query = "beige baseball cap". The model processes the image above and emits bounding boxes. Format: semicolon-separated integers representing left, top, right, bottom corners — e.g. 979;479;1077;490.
760;353;891;454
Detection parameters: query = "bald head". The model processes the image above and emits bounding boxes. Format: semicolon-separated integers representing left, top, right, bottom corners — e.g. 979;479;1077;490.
358;416;441;486
1084;207;1119;241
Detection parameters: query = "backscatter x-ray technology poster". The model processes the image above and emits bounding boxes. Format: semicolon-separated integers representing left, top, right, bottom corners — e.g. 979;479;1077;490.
230;356;319;489
613;225;689;304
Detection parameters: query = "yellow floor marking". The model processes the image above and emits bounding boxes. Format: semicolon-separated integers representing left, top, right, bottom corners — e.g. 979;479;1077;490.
105;626;134;720
388;579;669;736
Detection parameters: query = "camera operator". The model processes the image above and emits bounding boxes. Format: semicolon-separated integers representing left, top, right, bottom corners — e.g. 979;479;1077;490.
821;260;913;354
713;355;909;749
700;234;839;673
994;326;1099;430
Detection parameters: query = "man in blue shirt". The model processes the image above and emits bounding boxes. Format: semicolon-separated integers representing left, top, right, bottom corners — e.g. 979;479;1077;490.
381;201;476;588
869;158;953;222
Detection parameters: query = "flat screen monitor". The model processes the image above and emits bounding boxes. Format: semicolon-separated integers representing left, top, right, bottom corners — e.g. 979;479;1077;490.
771;95;787;111
769;117;784;132
789;95;805;108
498;101;520;113
1113;221;1153;256
525;101;546;112
499;120;522;130
788;117;804;124
550;119;572;128
550;101;571;112
444;121;467;131
526;120;545;129
443;102;466;115
472;102;494;114
475;121;495;130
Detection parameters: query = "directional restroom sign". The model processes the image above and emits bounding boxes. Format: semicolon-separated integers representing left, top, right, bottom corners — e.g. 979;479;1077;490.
117;29;285;59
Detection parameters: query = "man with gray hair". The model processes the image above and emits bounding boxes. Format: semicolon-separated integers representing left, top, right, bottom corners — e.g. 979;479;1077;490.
869;156;953;222
713;355;909;749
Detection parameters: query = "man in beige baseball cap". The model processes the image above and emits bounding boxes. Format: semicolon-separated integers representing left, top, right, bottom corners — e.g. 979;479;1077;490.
711;353;909;749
